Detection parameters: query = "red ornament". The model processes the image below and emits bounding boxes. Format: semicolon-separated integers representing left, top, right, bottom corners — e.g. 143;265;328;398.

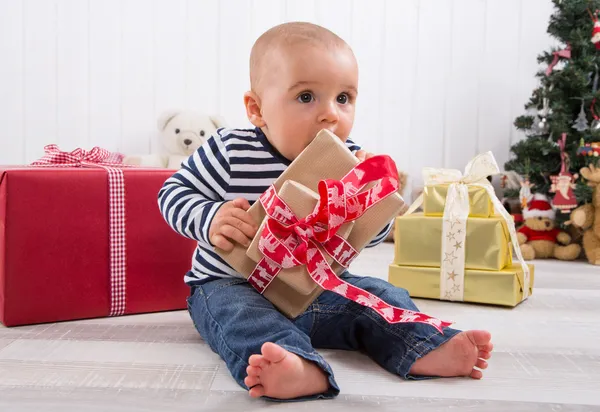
590;9;600;49
550;133;579;214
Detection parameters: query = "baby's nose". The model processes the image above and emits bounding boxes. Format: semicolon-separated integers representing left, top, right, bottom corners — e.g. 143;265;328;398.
184;139;192;146
318;102;339;124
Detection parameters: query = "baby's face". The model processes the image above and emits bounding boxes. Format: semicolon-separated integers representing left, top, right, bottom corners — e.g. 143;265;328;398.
258;44;358;161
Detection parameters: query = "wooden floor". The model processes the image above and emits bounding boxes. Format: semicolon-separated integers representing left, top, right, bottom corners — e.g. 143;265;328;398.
1;243;599;411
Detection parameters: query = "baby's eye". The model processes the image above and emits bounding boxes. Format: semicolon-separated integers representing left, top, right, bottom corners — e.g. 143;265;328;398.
337;93;349;104
297;93;314;103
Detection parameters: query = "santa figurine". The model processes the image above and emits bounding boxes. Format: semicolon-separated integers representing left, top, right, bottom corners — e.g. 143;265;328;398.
550;171;579;214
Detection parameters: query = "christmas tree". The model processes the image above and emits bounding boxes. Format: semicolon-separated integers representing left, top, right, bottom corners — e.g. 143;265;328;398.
505;0;599;225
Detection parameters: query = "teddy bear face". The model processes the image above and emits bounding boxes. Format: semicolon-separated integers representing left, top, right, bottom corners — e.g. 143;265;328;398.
523;216;555;231
162;113;217;157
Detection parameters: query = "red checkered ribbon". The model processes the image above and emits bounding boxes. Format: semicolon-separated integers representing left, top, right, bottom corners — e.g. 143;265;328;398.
248;155;452;333
32;144;128;317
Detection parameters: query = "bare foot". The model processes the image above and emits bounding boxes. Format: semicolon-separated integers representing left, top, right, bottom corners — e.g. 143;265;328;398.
243;342;330;399
409;330;493;379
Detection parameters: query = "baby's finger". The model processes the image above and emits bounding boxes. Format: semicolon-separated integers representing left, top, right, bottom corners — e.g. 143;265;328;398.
221;223;253;247
211;234;234;251
232;197;251;211
355;150;366;161
229;209;259;236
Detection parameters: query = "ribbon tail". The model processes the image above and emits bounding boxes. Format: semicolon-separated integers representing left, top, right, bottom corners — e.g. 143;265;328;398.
306;243;452;333
479;185;531;300
404;193;423;216
248;257;281;294
546;53;559;76
440;183;469;302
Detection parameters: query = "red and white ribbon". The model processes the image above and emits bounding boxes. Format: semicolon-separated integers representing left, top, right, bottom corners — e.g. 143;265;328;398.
248;155;452;333
32;145;129;316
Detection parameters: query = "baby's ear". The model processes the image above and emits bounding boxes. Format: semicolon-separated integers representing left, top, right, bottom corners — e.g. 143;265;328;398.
157;110;180;131
244;91;266;127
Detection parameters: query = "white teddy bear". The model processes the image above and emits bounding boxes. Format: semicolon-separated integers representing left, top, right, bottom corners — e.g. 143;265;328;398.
123;110;227;169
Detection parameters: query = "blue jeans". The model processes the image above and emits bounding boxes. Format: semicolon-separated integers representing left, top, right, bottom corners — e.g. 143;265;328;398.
186;272;461;402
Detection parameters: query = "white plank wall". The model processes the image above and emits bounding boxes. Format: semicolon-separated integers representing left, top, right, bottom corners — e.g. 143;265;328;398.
0;0;557;188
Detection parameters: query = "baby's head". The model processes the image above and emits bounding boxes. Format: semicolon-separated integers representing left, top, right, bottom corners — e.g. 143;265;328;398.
244;22;358;161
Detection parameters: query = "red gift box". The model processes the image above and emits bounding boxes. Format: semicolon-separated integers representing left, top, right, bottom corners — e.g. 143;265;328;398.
0;156;196;326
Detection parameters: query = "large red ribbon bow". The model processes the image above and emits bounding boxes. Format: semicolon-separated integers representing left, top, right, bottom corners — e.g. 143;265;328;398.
248;155;452;333
32;144;128;317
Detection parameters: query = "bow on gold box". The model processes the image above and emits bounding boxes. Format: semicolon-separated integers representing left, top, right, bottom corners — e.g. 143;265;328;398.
389;152;533;306
216;130;451;332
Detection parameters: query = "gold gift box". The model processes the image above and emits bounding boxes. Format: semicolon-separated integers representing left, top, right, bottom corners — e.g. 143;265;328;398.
388;263;534;307
423;184;494;217
393;213;511;271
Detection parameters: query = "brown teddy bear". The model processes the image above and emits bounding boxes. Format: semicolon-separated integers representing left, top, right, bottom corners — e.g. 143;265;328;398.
517;194;581;260
568;164;600;265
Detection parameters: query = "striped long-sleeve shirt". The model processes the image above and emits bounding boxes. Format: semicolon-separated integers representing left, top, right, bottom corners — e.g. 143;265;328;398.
158;126;393;284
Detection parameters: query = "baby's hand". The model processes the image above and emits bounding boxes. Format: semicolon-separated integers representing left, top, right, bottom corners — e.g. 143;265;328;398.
355;150;374;162
209;198;258;251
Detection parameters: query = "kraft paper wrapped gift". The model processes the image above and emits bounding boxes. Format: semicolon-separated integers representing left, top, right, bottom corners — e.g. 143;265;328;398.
393;213;512;271
245;180;354;315
215;129;406;318
388;263;535;307
423;184;494;218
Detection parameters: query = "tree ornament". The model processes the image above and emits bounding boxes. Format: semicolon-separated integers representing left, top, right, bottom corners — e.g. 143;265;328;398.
591;98;600;130
519;178;535;210
572;99;589;132
519;158;535;210
589;9;600;50
550;133;579;213
577;139;600;157
546;44;571;76
588;64;599;93
535;97;551;134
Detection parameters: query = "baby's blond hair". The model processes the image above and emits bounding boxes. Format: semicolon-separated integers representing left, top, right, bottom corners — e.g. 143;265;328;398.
249;22;352;92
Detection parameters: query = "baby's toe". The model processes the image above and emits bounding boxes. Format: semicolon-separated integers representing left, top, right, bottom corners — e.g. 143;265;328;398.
475;359;488;370
470;369;483;379
248;354;268;368
246;365;262;377
248;385;266;398
244;375;261;388
478;350;491;360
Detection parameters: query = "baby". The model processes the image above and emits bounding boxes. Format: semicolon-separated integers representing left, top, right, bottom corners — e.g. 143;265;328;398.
158;22;492;402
